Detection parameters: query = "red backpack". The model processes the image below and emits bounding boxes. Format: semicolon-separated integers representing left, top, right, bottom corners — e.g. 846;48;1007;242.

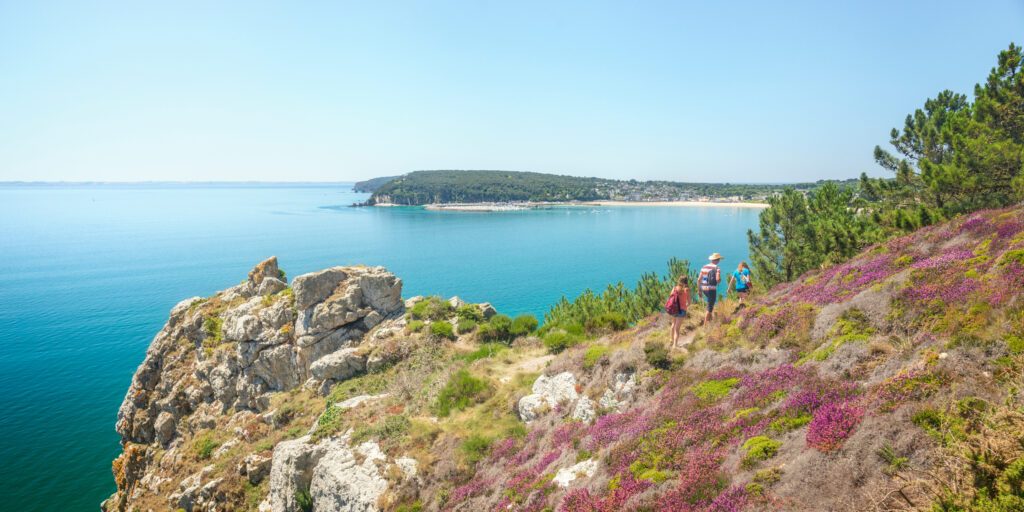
665;290;681;315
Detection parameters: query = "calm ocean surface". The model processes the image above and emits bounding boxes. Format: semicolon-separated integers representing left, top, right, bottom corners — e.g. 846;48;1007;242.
0;183;761;510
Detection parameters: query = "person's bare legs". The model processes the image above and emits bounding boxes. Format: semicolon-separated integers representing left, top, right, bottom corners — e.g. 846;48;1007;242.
670;316;681;346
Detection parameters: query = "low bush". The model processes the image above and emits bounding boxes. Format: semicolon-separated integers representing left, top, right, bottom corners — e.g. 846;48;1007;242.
202;316;224;346
352;415;411;444
430;321;456;340
406;320;425;333
433;370;491;417
542;329;584;354
583;345;610;369
478;314;514;344
456;318;478;334
692;377;739;401
643;340;672;369
192;431;220;460
741;436;781;467
460;435;493;465
409;296;454;321
510;314;539;337
769;412;812;433
456;304;484;322
587;311;629;332
295;489;313;512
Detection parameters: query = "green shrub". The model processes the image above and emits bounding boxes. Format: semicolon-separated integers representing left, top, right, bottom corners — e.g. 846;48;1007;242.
460;435;493;465
510;314;539;337
769;412;812;433
1007;335;1024;355
456;304;484;322
409;296;454;321
192;431;221;460
587;311;629;332
692;377;739;401
295;489;313;512
395;502;423;512
406;320;425;333
456;318;478;334
753;467;782;486
352;415;411;444
457;343;506;363
542;329;584;354
583;345;610;369
202;316;224;346
877;443;908;475
643;340;671;370
479;314;515;344
742;436;782;467
433;370;491;417
430;321;456;340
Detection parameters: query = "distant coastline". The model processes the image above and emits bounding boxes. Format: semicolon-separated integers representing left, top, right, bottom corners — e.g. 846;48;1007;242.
376;200;770;211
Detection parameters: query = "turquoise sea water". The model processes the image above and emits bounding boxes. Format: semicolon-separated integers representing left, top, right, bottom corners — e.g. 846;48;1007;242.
0;184;761;510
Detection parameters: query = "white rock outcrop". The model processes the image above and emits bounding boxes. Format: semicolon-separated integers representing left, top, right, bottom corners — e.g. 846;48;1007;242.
518;372;579;422
553;459;599;488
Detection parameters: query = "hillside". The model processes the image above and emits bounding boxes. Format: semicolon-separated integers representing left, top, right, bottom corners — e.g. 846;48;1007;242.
353;176;400;193
104;206;1024;511
366;170;840;206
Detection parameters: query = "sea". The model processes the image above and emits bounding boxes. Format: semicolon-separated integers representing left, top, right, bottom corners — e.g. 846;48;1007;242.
0;183;762;510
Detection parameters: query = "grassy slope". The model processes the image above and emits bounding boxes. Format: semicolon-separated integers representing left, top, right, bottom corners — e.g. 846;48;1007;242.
153;207;1023;511
423;206;1024;511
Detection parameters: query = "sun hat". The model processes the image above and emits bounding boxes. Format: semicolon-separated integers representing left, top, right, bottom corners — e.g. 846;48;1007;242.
708;253;723;261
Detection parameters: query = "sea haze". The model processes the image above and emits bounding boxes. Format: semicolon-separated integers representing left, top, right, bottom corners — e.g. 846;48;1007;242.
0;183;760;511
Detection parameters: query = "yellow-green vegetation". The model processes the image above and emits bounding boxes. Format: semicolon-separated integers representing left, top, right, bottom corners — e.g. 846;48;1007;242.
769;412;812;434
456;318;477;334
459;434;492;465
429;321;456;340
192;431;221;460
456;304;484;322
202;315;224;347
912;408;967;447
542;327;584;354
800;308;874;363
583;344;610;369
741;436;782;467
643;340;672;370
753;467;782;486
406;320;425;333
692;377;739;401
352;414;411;444
433;370;492;417
408;296;454;321
734;407;759;420
877;443;908;475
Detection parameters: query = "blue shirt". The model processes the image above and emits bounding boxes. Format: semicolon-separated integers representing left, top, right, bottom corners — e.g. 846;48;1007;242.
733;268;751;290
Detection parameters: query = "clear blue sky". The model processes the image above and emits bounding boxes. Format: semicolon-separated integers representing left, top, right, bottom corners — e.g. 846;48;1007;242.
1;1;1021;183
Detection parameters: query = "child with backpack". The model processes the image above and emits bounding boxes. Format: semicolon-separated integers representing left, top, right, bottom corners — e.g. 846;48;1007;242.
727;261;753;306
665;275;691;347
699;253;723;326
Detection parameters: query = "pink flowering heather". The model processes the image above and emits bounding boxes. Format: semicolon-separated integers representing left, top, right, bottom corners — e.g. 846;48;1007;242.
911;249;975;269
996;219;1024;239
874;368;940;412
736;364;805;407
558;475;653;512
448;476;493;505
501;449;562;508
585;409;651;450
961;214;990;233
489;437;519;463
553;421;586;448
806;400;865;451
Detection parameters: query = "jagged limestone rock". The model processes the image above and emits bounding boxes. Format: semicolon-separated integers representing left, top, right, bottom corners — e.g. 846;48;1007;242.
309;348;367;382
571;396;596;423
309;441;388;512
518;372;579;422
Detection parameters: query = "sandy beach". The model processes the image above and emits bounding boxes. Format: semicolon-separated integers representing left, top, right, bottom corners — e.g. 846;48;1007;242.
589;200;769;208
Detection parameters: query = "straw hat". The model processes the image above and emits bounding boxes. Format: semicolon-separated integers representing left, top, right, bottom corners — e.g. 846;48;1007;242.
708;252;723;261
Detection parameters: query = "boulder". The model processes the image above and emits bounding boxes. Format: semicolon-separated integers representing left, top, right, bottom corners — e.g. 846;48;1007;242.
154;411;176;446
518;372;579;422
292;268;349;310
309;348;367;382
248;256;281;288
599;371;637;412
448;296;465;308
478;302;497;319
260;436;328;512
239;453;272;484
309;441;388;512
553;459;598;488
571;396;596;423
258;276;288;296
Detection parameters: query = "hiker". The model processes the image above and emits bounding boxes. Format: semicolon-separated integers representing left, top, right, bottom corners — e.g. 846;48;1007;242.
699;253;723;326
665;275;690;346
728;261;753;306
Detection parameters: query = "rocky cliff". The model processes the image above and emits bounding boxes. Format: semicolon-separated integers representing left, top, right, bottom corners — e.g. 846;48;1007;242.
106;206;1024;512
